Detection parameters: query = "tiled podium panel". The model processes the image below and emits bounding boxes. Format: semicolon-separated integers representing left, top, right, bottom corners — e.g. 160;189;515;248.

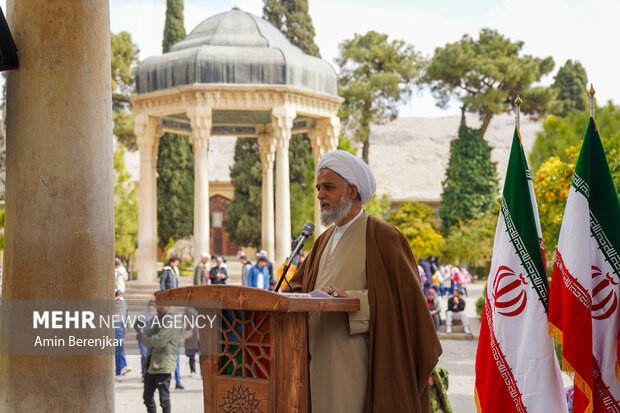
216;310;272;412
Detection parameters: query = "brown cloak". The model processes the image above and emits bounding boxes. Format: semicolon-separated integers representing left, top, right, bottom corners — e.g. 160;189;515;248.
288;215;442;413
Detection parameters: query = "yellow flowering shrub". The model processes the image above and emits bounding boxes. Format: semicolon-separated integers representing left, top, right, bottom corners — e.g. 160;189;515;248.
533;156;574;252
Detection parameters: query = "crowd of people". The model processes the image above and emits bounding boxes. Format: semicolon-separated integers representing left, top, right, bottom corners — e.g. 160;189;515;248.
112;248;305;413
418;256;472;297
111;248;464;412
418;257;473;335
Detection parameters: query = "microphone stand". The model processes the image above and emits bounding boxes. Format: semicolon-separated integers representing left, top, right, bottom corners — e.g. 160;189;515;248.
275;222;314;293
274;261;294;293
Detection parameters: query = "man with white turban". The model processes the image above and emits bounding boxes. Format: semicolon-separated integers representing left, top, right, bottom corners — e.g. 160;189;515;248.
288;150;441;413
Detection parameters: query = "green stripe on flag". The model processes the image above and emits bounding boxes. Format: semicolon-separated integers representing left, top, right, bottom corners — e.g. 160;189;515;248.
574;118;620;280
501;128;550;310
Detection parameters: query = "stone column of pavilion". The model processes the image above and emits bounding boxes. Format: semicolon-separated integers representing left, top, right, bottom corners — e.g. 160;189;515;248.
188;107;212;264
0;0;114;411
271;106;296;267
136;115;161;282
257;133;277;262
308;117;340;235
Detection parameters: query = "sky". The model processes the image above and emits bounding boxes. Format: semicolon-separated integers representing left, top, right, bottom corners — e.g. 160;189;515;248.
3;0;619;117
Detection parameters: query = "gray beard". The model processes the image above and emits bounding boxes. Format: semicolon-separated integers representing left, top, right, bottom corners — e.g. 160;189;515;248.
320;193;352;226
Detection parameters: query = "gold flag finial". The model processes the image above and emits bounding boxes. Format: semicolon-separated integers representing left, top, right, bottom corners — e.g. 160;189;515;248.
589;84;596;118
515;95;522;107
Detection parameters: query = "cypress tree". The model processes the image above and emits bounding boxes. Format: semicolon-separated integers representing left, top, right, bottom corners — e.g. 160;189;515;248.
157;133;194;246
439;125;499;232
157;0;195;247
263;0;319;236
224;1;321;247
263;0;321;57
162;0;185;54
223;138;263;248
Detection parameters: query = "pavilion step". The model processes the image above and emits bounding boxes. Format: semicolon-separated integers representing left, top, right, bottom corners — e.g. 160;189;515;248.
437;331;475;341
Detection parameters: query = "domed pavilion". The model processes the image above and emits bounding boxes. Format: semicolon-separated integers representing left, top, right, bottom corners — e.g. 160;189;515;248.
131;7;343;281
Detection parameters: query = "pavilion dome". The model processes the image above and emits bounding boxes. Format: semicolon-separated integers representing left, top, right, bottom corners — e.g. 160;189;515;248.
135;7;338;96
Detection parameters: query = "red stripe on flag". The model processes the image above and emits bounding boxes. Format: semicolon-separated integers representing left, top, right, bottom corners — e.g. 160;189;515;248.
593;358;620;411
549;251;594;412
475;298;526;413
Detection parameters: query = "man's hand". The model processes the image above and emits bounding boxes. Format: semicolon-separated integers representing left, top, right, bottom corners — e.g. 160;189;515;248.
319;285;348;298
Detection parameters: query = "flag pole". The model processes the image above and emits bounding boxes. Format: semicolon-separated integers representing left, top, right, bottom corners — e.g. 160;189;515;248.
589;84;595;118
514;95;522;130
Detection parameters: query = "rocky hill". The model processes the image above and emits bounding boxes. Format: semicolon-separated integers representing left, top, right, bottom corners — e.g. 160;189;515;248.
367;113;541;202
121;113;542;203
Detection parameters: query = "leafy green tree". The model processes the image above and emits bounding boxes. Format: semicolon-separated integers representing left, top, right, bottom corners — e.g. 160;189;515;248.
532;110;620;254
439;125;499;231
442;208;497;269
157;0;195;246
552;60;588;117
263;0;320;57
365;194;390;219
114;146;139;260
224;138;263;247
337;31;422;163
111;31;140;150
156;134;194;247
423;28;555;137
387;201;444;259
337;136;356;155
532;155;573;253
604;133;620;191
530;101;620;171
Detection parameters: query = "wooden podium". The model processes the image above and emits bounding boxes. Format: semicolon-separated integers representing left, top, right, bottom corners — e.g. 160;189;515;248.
156;285;360;413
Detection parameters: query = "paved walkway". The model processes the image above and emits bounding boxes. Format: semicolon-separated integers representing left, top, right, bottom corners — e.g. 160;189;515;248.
115;283;485;412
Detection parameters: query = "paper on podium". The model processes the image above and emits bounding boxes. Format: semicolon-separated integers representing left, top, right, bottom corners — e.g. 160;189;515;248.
279;290;333;298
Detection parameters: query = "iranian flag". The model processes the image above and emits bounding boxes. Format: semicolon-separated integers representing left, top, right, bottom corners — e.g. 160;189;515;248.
475;128;568;412
549;118;620;412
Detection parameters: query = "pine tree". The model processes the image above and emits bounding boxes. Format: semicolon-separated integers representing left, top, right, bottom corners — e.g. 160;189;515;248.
263;0;321;57
223;138;263;247
157;0;195;246
439;125;499;232
552;60;588;117
337;31;422;163
424;29;555;138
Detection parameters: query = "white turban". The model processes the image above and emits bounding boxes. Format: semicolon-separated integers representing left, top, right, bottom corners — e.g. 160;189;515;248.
316;150;377;205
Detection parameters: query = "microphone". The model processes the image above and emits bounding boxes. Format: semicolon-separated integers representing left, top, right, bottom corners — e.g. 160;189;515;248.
274;222;314;292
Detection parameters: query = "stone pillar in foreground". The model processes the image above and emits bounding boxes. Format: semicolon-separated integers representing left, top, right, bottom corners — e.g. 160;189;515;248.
188;106;212;264
0;0;114;411
272;106;295;267
136;114;161;282
258;133;276;262
308;116;339;235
